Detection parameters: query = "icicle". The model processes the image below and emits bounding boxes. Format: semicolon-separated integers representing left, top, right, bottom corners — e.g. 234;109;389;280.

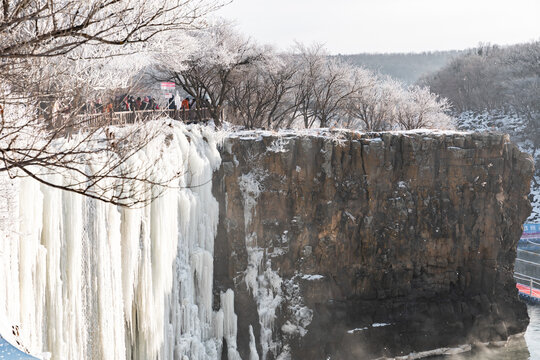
17;178;46;354
221;290;242;360
40;176;66;358
61;183;85;359
191;249;214;325
249;325;259;360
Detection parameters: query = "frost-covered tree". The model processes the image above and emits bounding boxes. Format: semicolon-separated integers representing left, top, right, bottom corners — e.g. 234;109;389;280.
396;86;452;130
280;44;453;131
341;74;453;131
344;75;398;131
156;21;263;127
0;0;224;205
226;51;298;129
421;41;540;145
0;0;221;58
284;44;365;128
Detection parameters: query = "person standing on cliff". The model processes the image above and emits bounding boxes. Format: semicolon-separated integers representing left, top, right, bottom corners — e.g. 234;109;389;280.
181;97;190;111
168;95;177;110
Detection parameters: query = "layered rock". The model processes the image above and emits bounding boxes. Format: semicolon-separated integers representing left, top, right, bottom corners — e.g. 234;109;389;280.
212;130;533;359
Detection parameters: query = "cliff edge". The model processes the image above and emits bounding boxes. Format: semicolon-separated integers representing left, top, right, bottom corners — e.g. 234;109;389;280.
213;130;533;359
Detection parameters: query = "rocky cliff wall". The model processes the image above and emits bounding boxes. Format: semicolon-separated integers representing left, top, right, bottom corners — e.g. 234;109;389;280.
212;130;533;359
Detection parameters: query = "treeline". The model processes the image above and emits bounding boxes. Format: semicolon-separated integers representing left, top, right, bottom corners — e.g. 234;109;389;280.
420;42;540;121
338;51;463;85
421;41;540;198
151;24;453;131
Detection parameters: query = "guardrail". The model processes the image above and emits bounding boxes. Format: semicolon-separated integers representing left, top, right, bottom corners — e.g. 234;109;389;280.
514;271;540;297
71;108;213;129
518;249;540;256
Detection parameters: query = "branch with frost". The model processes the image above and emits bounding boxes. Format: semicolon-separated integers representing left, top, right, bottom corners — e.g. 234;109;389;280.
0;0;226;59
0;0;226;206
395;85;454;130
345;75;401;131
226;51;299;129
0;50;190;206
0;115;193;207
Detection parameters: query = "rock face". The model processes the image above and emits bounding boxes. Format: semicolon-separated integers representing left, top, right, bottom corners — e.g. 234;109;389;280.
212;130;533;359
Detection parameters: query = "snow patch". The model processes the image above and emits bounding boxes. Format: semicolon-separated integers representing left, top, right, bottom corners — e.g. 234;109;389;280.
267;137;290;153
301;274;324;281
347;327;368;334
372;322;392;327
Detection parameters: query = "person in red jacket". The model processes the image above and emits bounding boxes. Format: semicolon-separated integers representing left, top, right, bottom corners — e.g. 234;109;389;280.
181;97;190;110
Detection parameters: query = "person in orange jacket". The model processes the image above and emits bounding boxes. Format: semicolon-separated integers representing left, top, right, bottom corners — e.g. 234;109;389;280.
181;97;190;110
105;102;113;113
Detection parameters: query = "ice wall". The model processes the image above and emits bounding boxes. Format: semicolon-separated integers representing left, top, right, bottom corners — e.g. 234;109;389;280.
0;123;237;360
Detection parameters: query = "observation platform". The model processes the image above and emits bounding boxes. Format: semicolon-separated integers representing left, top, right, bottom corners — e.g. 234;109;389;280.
66;108;214;129
515;223;540;304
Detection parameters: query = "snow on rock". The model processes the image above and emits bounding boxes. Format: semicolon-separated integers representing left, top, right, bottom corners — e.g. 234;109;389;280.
347;328;368;334
266;137;290;153
372;323;392;328
346;323;392;334
282;277;313;338
456;110;540;221
300;274;324;281
227;128;473;145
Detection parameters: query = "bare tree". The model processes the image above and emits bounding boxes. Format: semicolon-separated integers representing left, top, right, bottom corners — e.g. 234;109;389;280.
419;42;540;113
227;60;277;129
504;42;540;134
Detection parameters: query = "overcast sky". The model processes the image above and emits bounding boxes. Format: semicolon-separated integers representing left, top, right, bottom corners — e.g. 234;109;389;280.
215;0;540;54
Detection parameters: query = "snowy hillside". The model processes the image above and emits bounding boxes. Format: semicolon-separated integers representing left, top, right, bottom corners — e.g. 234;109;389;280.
457;111;540;221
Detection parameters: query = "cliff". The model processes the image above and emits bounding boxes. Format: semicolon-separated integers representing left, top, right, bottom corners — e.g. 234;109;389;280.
212;130;534;359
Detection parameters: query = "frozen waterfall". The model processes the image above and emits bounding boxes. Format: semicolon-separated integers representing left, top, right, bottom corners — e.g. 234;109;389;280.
0;123;239;360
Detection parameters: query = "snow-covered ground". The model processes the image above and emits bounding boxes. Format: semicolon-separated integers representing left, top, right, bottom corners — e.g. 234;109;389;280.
457;111;540;222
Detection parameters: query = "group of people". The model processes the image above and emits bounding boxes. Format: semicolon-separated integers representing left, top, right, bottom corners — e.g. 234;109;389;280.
85;94;202;116
89;94;200;113
114;95;160;112
90;95;160;114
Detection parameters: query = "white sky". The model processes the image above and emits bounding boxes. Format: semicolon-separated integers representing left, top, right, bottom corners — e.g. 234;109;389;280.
215;0;540;54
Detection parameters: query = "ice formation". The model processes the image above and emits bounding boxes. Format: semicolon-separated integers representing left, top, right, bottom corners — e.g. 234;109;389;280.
0;123;239;360
239;172;286;360
282;277;313;338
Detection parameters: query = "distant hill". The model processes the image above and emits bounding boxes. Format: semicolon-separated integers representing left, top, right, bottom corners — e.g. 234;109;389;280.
336;50;464;85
